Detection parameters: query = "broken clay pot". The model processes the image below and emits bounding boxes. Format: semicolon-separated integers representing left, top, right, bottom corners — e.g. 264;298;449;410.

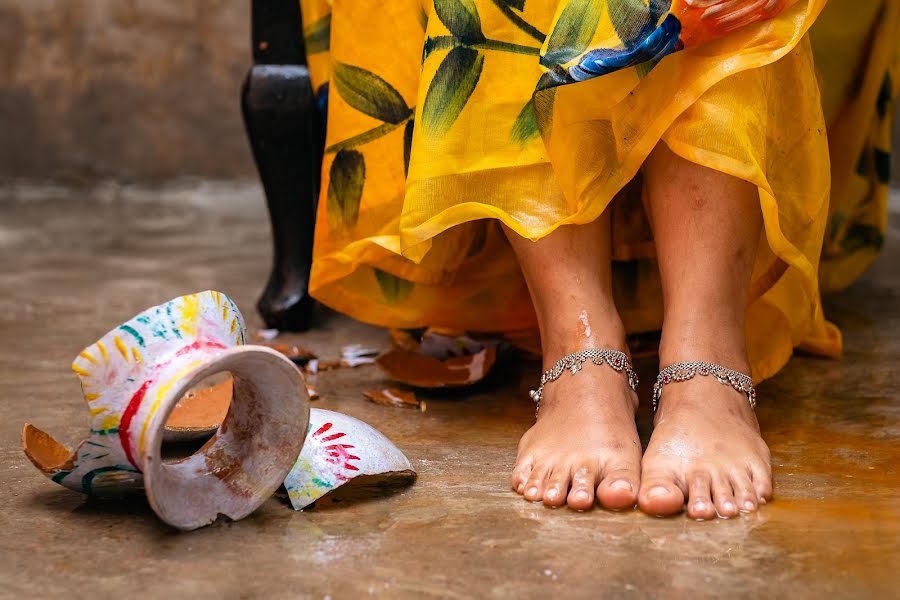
284;409;416;510
160;379;418;509
22;291;309;531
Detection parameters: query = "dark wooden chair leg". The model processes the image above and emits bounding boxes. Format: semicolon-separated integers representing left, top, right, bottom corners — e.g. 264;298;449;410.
242;0;323;331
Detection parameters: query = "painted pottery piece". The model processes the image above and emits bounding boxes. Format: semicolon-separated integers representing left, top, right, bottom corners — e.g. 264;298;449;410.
284;409;415;510
22;291;310;530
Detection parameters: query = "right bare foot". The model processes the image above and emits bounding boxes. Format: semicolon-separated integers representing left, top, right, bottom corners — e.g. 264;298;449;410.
511;355;642;511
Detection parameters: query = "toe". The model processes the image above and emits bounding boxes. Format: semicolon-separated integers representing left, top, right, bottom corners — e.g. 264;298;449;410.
597;466;640;511
638;469;685;516
566;464;598;511
731;473;758;512
511;457;534;495
685;472;716;520
749;463;773;503
543;466;571;508
711;473;738;518
523;464;550;502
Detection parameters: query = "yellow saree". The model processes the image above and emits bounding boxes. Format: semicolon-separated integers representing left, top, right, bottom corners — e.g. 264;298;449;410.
299;0;898;381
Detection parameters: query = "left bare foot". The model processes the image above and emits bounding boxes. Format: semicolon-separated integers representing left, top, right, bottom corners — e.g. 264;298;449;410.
638;368;773;520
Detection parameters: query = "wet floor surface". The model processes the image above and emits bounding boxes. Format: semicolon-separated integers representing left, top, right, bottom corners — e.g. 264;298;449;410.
1;184;898;598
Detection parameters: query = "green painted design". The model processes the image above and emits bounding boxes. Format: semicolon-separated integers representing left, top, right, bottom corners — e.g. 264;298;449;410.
51;471;71;484
374;269;415;303
434;0;486;45
326;120;407;154
403;119;415;177
328;149;366;232
90;427;120;436
489;0;545;43
118;324;145;347
541;0;604;67
422;46;485;137
85;440;107;448
81;465;140;496
333;62;413;124
312;477;333;488
303;13;331;54
511;98;540;144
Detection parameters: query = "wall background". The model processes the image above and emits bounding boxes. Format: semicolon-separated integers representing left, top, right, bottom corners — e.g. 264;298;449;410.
0;0;253;182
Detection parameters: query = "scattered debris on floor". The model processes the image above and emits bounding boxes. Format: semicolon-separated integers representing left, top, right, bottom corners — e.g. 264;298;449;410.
376;328;499;387
364;388;425;411
255;328;280;341
264;342;318;364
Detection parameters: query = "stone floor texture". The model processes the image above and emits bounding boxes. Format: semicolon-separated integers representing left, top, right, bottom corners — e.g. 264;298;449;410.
1;184;898;599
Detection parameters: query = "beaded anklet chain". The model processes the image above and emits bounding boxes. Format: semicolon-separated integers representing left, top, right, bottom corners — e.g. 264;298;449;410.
529;348;638;418
652;360;756;412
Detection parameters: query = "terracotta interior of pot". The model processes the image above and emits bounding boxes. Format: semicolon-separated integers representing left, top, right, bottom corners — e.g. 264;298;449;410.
144;350;307;530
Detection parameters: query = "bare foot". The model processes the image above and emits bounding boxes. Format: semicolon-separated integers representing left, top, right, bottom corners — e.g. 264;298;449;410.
638;370;773;520
512;362;641;511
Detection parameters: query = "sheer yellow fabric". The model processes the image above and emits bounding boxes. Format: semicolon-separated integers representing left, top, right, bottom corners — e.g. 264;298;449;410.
300;0;897;381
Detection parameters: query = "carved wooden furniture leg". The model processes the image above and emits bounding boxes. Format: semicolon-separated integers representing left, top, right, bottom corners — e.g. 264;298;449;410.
242;0;323;331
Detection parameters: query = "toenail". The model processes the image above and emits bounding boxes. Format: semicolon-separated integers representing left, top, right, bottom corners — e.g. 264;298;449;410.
694;501;708;510
758;497;767;505
610;480;632;491
546;489;558;500
516;483;524;493
744;500;755;510
527;487;538;496
574;490;589;502
648;486;669;498
724;502;736;512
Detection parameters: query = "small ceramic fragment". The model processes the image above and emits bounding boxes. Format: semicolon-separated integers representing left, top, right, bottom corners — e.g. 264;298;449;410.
376;346;497;388
266;343;318;365
21;291;309;530
284;409;416;510
256;328;279;341
339;344;379;367
364;388;425;411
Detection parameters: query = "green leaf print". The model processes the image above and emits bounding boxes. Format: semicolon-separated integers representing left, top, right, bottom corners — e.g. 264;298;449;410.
541;0;604;67
327;149;365;232
403;119;415;177
490;0;545;42
303;13;331;54
511;99;540;144
333;62;413;124
374;269;415;303
422;46;485;137
434;0;486;45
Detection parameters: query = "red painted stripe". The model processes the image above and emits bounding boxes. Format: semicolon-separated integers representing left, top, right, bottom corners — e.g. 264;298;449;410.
321;432;346;442
313;423;332;437
119;379;152;469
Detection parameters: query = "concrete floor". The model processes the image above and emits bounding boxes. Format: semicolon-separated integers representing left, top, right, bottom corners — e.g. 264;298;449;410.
1;183;898;598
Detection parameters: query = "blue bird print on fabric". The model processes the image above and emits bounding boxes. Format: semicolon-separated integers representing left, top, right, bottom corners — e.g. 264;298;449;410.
568;13;684;82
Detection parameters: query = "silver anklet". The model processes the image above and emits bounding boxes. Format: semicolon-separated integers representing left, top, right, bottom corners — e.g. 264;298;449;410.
529;349;638;418
652;360;756;411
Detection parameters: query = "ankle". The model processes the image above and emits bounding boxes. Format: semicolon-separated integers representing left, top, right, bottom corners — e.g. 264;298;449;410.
659;320;750;374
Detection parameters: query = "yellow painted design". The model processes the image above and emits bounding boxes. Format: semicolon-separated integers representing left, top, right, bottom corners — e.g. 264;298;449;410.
180;294;201;337
79;351;97;365
131;348;143;363
138;360;203;454
89;406;107;416
97;341;109;363
114;336;129;362
99;414;119;431
71;363;91;377
84;392;101;401
213;291;222;306
230;318;237;334
222;303;228;322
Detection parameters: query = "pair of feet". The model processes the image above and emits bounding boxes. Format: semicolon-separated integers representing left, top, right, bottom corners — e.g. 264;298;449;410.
511;352;772;519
